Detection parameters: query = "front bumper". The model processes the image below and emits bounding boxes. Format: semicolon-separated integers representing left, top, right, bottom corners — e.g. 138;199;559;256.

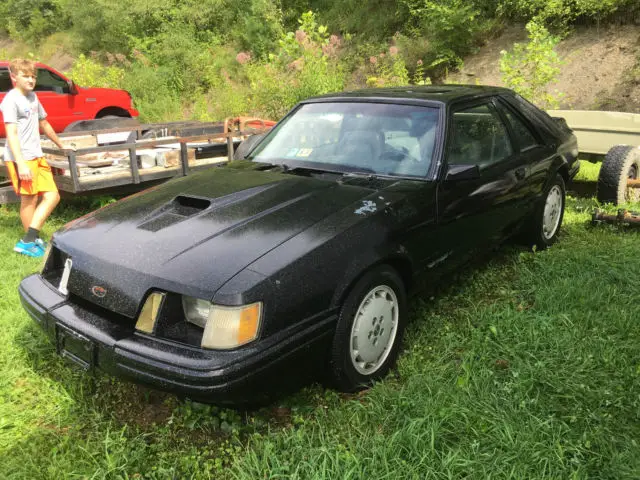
19;274;335;404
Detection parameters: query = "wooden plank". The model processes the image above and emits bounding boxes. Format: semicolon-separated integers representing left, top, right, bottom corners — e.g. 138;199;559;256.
42;135;97;150
157;146;196;169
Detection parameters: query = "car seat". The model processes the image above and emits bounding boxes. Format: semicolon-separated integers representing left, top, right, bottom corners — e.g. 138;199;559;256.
339;130;384;169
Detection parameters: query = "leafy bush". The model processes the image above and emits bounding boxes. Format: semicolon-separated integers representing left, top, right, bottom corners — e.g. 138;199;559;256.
397;0;494;78
0;0;67;43
242;11;345;119
65;54;125;89
121;63;183;122
366;46;410;87
497;0;637;28
500;20;563;108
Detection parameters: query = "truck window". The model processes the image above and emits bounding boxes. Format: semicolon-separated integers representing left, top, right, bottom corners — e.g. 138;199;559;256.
36;68;69;94
0;68;12;92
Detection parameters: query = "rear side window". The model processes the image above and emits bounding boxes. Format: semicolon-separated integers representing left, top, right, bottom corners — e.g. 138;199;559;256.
0;68;11;92
449;103;513;168
501;106;540;151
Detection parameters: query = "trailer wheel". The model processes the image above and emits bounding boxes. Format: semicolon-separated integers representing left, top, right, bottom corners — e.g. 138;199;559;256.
597;145;640;205
233;134;265;160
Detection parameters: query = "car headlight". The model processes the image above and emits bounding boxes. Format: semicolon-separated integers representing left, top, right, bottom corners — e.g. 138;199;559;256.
182;296;262;349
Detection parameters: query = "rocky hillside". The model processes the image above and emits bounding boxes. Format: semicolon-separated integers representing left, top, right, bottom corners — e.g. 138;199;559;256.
450;24;640;112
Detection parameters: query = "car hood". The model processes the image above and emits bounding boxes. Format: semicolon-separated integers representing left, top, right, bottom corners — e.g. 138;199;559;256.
55;166;391;317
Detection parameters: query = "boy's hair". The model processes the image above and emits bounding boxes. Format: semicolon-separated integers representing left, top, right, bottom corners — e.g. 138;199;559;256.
9;58;37;77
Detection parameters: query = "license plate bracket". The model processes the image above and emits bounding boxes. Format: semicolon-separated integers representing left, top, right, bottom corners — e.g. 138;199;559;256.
55;324;95;371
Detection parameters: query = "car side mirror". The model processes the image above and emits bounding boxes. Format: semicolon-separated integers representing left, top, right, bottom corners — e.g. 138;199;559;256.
67;80;79;95
445;164;480;182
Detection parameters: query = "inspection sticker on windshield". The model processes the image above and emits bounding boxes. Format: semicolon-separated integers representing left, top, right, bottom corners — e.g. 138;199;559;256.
285;148;299;157
296;148;313;157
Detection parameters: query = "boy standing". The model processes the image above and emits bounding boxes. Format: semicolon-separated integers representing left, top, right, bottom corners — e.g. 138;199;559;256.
1;58;67;258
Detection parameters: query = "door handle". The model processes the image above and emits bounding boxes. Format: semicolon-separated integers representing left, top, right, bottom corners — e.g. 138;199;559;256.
514;167;526;180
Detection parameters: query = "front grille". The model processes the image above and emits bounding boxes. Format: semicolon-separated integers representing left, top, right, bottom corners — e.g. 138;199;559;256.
41;246;204;347
68;293;134;327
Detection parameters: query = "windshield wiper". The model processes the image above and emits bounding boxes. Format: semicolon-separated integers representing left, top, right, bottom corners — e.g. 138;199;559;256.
341;171;379;180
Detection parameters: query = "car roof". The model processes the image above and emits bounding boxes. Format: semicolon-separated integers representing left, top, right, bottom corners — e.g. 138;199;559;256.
303;85;513;106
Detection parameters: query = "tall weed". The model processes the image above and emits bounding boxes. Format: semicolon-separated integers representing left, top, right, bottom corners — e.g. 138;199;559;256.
500;20;563;109
242;11;345;119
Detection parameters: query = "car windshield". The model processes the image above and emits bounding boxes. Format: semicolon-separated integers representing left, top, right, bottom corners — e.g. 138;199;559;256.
250;102;440;177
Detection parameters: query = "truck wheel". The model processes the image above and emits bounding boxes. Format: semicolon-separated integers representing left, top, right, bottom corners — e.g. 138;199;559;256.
597;145;640;205
328;265;407;392
233;134;265;160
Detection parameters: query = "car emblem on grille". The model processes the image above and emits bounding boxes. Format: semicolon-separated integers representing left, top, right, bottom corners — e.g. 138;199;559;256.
91;286;107;298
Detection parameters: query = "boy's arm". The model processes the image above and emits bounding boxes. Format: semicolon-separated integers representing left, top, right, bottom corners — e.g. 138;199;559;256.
39;119;70;150
6;123;32;181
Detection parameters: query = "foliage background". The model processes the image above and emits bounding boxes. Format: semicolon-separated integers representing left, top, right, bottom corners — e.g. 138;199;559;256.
1;0;639;121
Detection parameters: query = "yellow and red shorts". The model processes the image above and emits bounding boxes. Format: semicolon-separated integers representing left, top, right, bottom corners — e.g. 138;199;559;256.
5;157;58;196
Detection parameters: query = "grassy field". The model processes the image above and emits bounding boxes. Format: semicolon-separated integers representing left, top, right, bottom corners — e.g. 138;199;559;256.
1;179;640;478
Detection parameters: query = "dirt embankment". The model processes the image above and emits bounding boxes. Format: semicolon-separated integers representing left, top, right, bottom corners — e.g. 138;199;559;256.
449;24;640;112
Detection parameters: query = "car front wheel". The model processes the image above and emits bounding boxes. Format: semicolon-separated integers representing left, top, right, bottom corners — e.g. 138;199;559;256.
526;173;566;249
328;265;407;392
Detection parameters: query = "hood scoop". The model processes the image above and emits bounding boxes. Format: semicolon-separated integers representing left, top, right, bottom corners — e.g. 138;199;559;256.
139;195;211;232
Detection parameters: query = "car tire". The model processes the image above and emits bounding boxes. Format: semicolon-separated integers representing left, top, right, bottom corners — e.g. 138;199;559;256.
524;173;566;249
233;134;265;160
328;265;407;392
596;145;640;205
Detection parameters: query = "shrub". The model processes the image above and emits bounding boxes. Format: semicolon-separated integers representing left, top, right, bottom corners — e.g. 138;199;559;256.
397;0;493;78
242;11;345;119
500;20;563;108
366;46;410;87
0;0;68;43
65;54;125;89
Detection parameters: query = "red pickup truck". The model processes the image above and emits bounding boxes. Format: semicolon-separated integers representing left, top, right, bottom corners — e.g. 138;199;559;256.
0;61;139;137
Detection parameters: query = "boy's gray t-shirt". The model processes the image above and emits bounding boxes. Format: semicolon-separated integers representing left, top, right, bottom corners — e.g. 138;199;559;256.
0;88;47;161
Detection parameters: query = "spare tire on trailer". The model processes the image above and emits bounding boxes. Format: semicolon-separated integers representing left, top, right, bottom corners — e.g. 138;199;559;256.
596;145;640;205
63;116;140;133
233;133;266;160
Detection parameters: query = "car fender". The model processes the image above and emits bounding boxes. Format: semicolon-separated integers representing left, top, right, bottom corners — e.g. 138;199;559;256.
329;246;414;308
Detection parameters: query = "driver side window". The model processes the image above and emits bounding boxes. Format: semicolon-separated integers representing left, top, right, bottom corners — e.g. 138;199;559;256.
0;68;12;92
449;103;513;168
35;68;69;94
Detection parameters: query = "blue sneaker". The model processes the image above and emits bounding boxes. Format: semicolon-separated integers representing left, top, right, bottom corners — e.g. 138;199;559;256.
35;238;48;250
14;240;45;258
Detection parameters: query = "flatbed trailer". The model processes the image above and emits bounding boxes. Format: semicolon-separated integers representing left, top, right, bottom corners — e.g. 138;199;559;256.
548;110;640;205
0;117;273;204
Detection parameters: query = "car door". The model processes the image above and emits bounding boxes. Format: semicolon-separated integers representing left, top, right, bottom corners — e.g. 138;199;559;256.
35;67;82;132
436;99;531;254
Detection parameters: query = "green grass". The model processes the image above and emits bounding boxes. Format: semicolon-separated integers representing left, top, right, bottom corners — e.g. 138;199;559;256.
1;190;640;479
574;160;601;183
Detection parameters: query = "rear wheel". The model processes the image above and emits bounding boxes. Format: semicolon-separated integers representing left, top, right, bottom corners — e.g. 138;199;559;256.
597;145;640;205
328;265;407;392
523;173;566;249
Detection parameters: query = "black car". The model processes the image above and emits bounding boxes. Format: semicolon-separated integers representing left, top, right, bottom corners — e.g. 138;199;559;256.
19;86;579;403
